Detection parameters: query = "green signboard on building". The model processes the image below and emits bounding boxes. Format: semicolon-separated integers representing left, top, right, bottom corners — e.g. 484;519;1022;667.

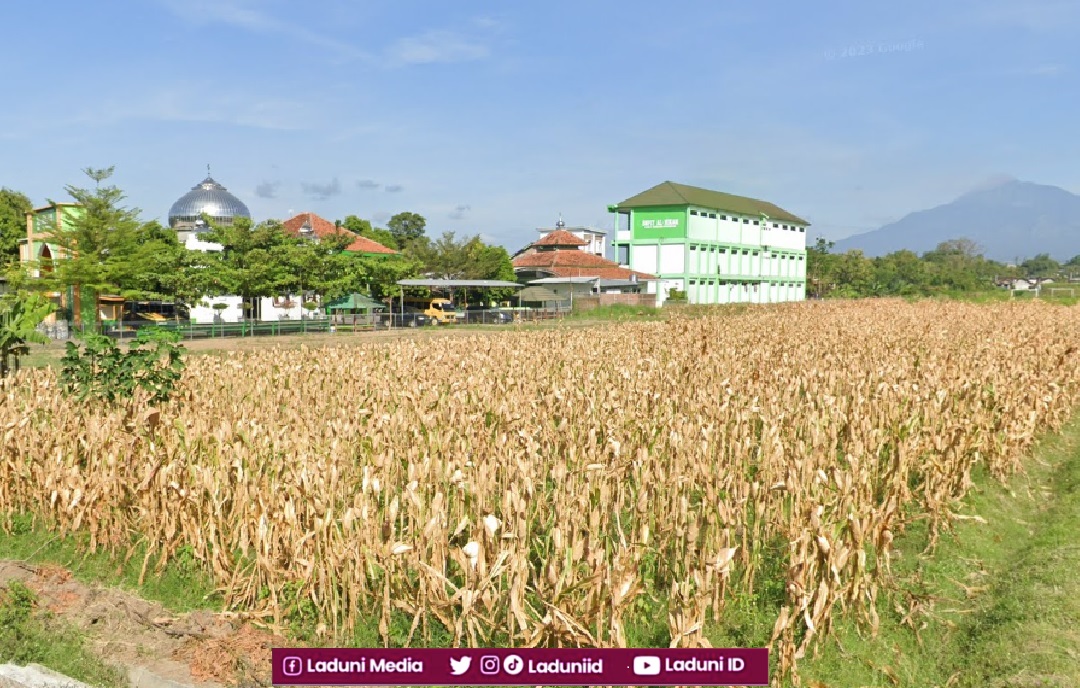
633;207;686;239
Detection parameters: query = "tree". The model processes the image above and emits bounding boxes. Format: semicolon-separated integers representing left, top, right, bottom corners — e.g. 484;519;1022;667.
404;231;516;301
0;188;32;260
198;217;295;320
387;212;427;246
806;237;837;298
922;239;987;291
872;250;927;296
831;250;875;297
1020;253;1060;278
39;167;147;328
351;253;422;300
123;220;184;300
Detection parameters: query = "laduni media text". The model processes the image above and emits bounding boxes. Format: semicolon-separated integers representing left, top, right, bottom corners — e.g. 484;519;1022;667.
304;657;424;673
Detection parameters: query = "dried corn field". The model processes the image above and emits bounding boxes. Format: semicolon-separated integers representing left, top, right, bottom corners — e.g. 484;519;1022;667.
3;300;1080;685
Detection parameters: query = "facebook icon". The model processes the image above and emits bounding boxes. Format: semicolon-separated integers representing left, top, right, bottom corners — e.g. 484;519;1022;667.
282;656;303;677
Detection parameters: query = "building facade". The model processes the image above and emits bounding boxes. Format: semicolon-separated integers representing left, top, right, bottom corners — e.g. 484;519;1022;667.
511;229;662;305
20;202;93;328
608;181;809;305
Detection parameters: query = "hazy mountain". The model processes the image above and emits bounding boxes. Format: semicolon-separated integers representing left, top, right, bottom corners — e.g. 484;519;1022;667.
832;178;1080;263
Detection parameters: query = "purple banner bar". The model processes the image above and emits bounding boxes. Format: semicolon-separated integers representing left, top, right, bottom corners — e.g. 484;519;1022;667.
272;647;768;686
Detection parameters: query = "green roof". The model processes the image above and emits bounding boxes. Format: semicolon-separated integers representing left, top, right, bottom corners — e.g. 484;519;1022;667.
614;181;809;225
324;293;387;312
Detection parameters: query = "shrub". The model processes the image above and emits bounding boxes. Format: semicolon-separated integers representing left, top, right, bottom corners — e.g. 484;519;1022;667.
59;328;186;405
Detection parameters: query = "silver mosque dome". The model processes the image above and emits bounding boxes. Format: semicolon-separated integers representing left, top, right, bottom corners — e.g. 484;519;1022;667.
168;175;251;228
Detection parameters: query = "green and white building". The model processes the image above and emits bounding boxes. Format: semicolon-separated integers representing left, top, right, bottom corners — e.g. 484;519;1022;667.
608;181;809;305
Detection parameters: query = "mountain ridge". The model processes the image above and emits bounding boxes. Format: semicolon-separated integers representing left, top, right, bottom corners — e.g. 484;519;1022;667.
832;179;1080;262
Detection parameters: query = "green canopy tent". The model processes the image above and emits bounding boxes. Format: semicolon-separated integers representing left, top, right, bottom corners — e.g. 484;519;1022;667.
325;293;387;329
325;293;387;314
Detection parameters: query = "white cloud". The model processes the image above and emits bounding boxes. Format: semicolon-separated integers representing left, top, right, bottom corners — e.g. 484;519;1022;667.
72;84;316;131
386;30;490;66
156;0;371;62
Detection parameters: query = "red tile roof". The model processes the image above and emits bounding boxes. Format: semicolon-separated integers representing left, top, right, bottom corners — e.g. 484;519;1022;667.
534;229;588;247
282;213;397;255
344;235;398;254
512;248;656;280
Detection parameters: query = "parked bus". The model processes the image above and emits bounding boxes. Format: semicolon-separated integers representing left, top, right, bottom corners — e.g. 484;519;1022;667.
122;300;190;324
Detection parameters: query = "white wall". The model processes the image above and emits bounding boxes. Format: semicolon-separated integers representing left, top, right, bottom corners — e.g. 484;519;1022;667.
190;296;243;324
631;244;658;275
258;296;306;321
646;279;667;307
659;244;684;274
717;216;742;244
184;235;223;252
760;222;808;250
688;213;717;242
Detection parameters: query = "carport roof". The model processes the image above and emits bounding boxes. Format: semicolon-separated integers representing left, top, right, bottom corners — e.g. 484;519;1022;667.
396;279;524;288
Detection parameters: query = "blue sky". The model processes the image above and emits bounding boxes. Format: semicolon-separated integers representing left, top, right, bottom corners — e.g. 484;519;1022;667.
2;0;1078;251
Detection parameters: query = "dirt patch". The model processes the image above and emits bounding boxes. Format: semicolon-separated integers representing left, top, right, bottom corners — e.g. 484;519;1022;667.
0;560;288;688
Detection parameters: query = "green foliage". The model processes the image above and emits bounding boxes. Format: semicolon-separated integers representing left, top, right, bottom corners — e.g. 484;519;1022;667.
0;187;33;259
1020;252;1060;278
38;168;145;313
403;231;517;299
808;236;1033;298
797;412;1080;688
59;329;185;405
0;291;54;377
387;211;427;246
197;217;296;309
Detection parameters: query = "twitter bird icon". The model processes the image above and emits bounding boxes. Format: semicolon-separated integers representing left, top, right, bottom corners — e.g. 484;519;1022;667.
449;656;472;675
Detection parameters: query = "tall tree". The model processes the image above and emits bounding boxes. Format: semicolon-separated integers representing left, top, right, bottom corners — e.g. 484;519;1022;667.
387;211;427;246
124;220;184;300
922;238;992;291
198;217;295;319
806;237;838;298
39;167;146;327
0;188;32;260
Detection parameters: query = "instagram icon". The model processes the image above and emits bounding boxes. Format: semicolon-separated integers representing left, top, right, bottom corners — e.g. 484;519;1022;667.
479;655;500;675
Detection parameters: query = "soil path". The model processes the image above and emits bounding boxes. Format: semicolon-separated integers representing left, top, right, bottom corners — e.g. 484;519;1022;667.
0;560;286;688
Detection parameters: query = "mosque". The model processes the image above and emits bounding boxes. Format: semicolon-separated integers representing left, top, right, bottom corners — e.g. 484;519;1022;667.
162;169;308;323
167;168;252;248
21;168;385;331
